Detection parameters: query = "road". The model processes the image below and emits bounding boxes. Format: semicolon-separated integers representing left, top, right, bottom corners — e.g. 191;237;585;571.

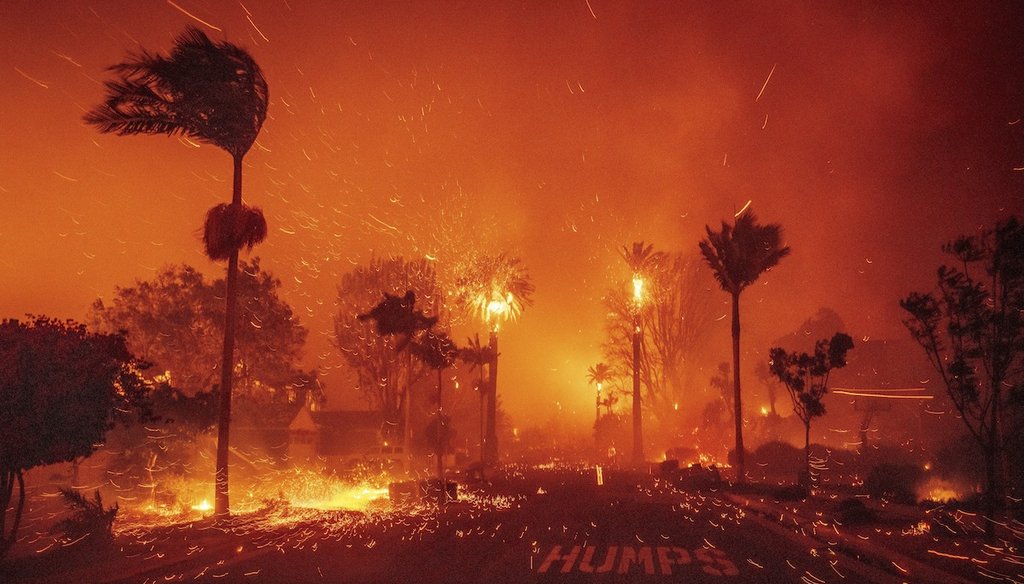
77;463;905;581
7;465;909;584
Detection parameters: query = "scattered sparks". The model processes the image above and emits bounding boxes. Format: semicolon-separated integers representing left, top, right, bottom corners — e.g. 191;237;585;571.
755;63;777;102
14;67;49;88
166;0;223;32
734;199;753;218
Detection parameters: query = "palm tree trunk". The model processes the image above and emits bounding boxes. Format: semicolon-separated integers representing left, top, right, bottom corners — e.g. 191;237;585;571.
485;330;498;464
404;349;413;475
632;312;644;465
731;291;744;483
437;367;445;503
214;155;244;517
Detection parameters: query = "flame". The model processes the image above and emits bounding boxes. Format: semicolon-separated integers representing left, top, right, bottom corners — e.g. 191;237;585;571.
632;276;644;304
917;477;966;503
122;465;393;526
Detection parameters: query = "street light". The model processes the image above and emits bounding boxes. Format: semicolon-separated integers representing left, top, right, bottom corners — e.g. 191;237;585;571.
631;275;644;465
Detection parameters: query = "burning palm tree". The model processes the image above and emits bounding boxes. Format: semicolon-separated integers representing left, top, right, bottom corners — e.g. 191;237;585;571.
85;26;269;516
586;362;614;425
620;242;664;465
455;253;534;463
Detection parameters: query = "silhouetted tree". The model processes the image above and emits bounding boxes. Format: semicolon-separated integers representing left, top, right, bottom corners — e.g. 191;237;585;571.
604;251;714;454
454;253;534;463
586;362;615;423
901;216;1024;538
700;209;790;482
710;362;734;418
412;330;459;498
754;308;847;428
335;257;442;438
91;260;311;402
86;26;270;517
460;334;496;464
358;284;443;470
0;317;148;558
769;333;854;491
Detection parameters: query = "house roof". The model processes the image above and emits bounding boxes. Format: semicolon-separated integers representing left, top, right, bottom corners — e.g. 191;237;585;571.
288;405;382;431
286;406;384;456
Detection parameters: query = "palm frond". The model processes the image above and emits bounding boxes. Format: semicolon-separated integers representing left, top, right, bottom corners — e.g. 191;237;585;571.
85;26;268;158
202;203;267;261
699;209;790;294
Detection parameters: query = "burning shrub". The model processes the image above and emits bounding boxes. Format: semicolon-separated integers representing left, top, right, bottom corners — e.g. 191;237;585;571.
53;489;118;548
864;463;923;504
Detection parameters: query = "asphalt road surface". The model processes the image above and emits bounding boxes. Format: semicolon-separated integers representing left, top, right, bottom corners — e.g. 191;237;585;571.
9;465;906;584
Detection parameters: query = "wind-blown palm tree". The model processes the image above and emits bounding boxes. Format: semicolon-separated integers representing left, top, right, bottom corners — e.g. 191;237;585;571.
699;210;790;483
85;26;269;516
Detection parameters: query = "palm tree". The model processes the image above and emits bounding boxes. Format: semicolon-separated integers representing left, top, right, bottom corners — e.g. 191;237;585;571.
586;363;614;425
455;254;534;464
85;26;269;516
460;334;496;465
699;210;790;483
620;242;665;277
620;242;664;465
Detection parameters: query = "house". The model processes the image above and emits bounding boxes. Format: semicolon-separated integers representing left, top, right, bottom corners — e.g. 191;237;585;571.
287;403;385;469
825;338;950;451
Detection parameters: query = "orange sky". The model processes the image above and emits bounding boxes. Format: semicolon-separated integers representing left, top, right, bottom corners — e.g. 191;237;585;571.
1;1;1022;425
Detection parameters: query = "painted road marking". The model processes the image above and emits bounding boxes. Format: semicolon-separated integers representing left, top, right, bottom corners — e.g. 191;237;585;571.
537;544;740;576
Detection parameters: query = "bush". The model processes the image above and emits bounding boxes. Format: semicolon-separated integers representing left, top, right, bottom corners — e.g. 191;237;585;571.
750;440;803;476
865;463;923;504
53;489;118;547
834;497;875;524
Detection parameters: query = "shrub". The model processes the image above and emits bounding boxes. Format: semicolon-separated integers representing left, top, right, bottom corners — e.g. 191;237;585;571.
53;489;118;547
865;463;923;504
835;497;875;524
751;440;803;476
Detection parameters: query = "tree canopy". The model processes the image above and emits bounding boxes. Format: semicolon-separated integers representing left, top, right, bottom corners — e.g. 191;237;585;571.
901;216;1023;536
603;251;714;427
0;316;148;557
335;256;444;420
699;210;790;297
90;259;312;403
769;332;854;489
84;26;268;159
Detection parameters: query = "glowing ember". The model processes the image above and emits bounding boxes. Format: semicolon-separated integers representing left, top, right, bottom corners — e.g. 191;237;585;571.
190;499;212;512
